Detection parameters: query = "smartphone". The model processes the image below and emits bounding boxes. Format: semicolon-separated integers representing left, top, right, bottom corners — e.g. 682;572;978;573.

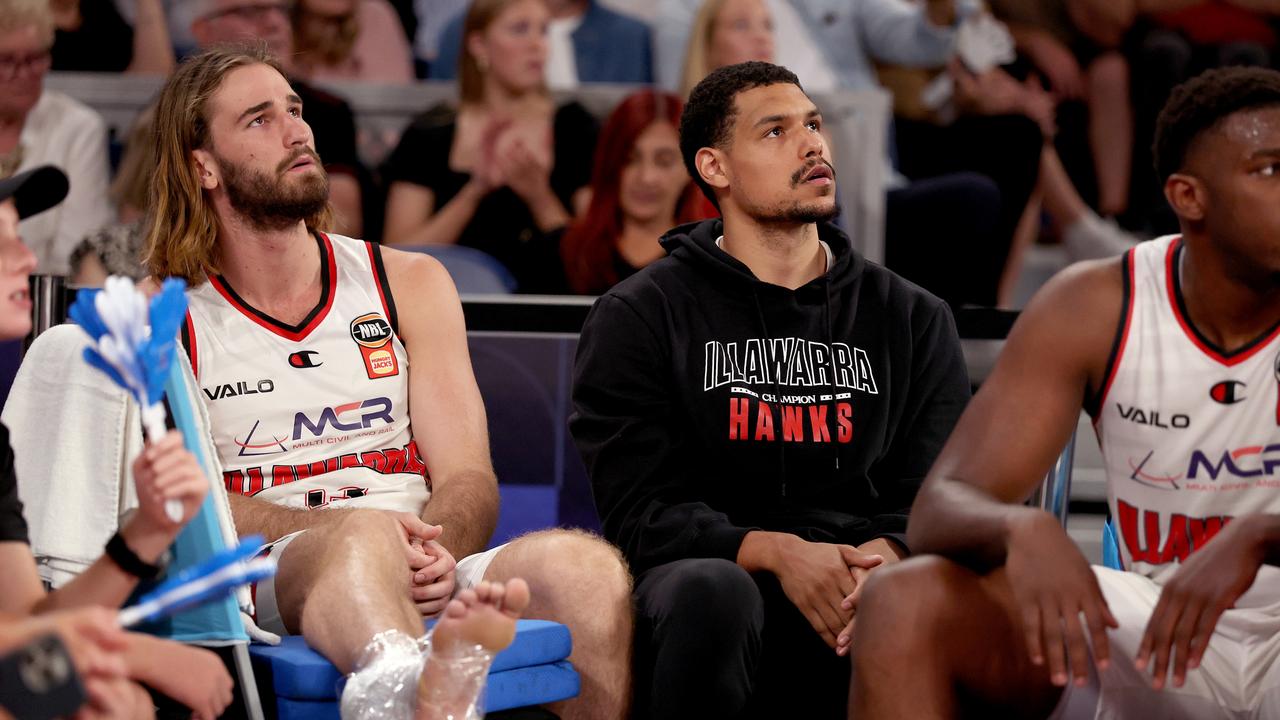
0;633;87;719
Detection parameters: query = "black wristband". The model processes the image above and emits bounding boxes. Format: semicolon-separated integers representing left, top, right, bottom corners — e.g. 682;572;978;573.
104;531;163;579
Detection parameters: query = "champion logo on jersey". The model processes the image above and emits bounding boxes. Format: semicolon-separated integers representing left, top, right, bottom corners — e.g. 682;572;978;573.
288;350;323;369
349;313;399;380
1209;380;1246;405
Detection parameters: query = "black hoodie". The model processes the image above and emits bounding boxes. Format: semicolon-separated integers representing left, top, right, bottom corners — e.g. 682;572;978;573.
570;219;970;575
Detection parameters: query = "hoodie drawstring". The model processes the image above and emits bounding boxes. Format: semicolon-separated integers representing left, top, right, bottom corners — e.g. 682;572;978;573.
821;277;878;500
753;292;789;499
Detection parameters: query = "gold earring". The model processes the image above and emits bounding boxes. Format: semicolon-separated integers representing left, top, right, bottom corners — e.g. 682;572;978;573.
476;56;489;72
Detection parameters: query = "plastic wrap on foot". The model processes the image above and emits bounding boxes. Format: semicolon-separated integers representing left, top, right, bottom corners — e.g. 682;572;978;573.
416;637;494;720
340;630;426;720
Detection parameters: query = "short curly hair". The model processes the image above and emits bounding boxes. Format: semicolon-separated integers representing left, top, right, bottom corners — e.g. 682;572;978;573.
1154;66;1280;183
679;61;803;209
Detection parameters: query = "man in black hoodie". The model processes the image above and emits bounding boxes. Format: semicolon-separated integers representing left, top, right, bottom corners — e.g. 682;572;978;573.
570;61;972;719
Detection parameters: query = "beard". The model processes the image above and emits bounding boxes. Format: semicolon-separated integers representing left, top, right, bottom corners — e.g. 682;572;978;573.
758;200;840;224
219;148;330;231
746;159;840;224
750;194;840;225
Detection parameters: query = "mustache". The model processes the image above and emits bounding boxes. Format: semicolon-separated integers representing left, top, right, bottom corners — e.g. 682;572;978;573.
790;159;836;187
277;147;322;174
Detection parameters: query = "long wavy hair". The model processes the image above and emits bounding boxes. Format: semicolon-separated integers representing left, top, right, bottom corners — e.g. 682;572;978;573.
680;0;732;97
560;91;706;295
142;44;332;285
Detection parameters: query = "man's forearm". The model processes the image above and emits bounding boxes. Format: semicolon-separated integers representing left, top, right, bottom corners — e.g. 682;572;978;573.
858;537;906;563
227;493;349;543
421;470;499;559
736;530;789;574
907;478;1044;569
35;517;175;614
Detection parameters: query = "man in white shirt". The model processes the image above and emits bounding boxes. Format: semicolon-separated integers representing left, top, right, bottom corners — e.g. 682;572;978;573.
0;0;114;277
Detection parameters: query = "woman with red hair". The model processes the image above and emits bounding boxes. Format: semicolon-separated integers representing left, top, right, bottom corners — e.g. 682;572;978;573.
560;90;710;295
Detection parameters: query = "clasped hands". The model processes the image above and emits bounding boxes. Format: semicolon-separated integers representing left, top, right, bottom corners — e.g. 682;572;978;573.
771;535;901;656
390;513;458;618
471;116;554;204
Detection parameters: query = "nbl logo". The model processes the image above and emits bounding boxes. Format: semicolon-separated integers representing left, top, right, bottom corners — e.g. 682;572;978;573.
350;315;392;348
349;312;399;379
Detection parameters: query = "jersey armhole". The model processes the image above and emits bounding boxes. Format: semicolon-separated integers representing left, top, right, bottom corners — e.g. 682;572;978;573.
1084;249;1135;419
365;241;400;338
181;311;199;380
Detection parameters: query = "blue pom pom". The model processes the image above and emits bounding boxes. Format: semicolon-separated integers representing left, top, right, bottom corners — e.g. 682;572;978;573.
68;288;108;341
140;278;189;405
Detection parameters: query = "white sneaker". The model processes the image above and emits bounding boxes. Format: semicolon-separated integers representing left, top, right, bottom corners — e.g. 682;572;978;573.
1062;213;1140;262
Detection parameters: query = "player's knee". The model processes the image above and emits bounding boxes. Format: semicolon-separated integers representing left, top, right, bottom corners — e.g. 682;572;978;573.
518;529;633;605
329;509;404;555
543;529;630;585
860;556;965;633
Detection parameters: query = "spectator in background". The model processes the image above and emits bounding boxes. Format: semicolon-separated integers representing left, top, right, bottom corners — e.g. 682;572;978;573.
656;0;984;93
69;108;155;286
988;0;1134;219
382;0;597;291
942;62;1136;291
291;0;415;84
187;0;367;237
1130;0;1280;233
0;0;114;277
597;0;654;21
413;0;469;75
560;90;709;295
50;0;175;75
679;0;774;96
109;108;156;226
431;0;654;86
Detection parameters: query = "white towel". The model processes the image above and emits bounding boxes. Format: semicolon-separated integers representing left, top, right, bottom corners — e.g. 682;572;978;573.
3;324;143;588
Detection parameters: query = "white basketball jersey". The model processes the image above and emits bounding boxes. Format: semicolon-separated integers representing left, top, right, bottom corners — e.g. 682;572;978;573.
1095;235;1280;604
184;232;430;514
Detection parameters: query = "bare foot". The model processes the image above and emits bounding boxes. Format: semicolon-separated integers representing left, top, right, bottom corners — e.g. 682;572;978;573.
416;579;531;719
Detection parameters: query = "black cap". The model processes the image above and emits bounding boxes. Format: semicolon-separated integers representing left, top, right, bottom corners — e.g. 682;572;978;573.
0;166;69;220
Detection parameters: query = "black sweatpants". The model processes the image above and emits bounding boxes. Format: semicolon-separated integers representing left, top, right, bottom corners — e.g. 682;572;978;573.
630;558;852;720
894;114;1043;251
889;114;1043;307
885;172;1002;308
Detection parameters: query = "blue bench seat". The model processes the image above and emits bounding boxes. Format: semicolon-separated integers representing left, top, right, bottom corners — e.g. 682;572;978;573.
248;619;578;718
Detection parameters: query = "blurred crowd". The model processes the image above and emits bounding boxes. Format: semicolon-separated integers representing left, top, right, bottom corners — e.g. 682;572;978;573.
5;0;1280;306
